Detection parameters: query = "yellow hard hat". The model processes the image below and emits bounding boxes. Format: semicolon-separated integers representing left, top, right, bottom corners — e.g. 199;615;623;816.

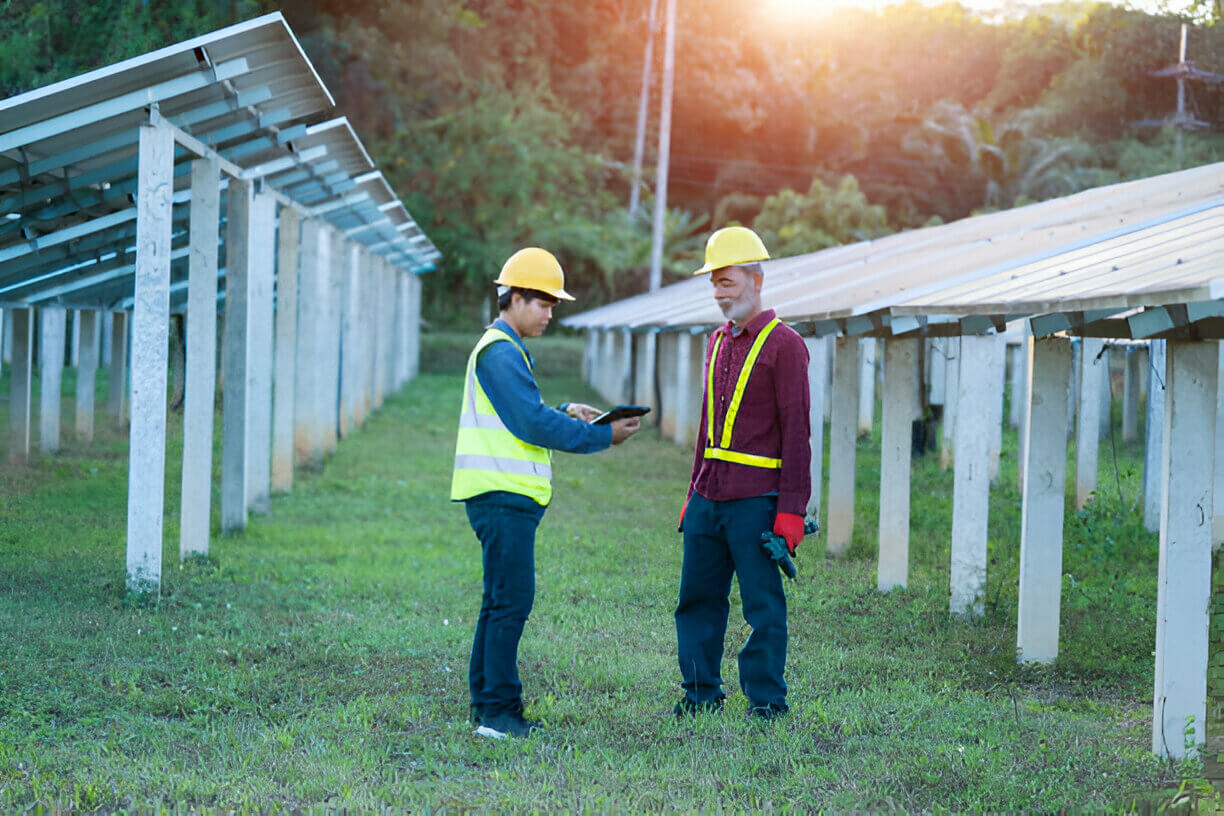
494;247;575;301
694;226;770;275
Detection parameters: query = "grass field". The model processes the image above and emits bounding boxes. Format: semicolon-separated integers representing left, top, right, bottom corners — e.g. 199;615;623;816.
0;333;1213;811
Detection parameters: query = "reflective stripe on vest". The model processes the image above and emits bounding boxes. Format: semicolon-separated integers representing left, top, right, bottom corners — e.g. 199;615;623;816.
703;318;783;470
451;328;553;505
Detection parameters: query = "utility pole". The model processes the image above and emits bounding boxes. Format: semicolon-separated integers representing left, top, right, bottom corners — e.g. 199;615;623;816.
629;0;659;218
648;0;676;292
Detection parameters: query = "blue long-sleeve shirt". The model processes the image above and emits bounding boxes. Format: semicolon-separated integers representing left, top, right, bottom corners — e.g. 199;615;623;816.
475;319;612;454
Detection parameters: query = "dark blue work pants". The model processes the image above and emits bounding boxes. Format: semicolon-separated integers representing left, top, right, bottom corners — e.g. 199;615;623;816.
675;492;789;712
464;490;546;716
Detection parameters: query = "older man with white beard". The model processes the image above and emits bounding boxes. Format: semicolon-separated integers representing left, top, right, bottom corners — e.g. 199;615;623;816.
673;226;812;721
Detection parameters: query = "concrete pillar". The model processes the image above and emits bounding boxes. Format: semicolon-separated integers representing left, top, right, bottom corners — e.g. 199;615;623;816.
1152;340;1216;759
1099;348;1112;442
1017;336;1072;664
8;308;32;462
1123;346;1141;443
271;207;300;494
75;310;99;443
634;333;656;409
221;177;254;533
602;329;618;405
294;218;324;467
1017;324;1032;488
125;121;174;593
339;244;360;437
672;331;694;447
583;330;597;387
987;336;1006;483
939;337;960;469
1144;341;1167;532
107;312;128;426
928;338;947;407
827;337;859;556
684;332;705;446
1216;343;1224;547
1076;337;1105;508
805;336;829;523
619;329;634;405
69;309;80;367
1;309;9;364
322;229;342;453
38;306;67;454
858;338;876;437
1008;342;1024;429
100;311;112;367
180;157;221;559
244;192;276;515
657;333;678;439
878;338;918;591
950;336;998;617
406;273;421;382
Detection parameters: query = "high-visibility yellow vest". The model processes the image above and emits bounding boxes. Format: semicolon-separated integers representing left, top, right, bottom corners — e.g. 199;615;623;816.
451;328;553;506
703;318;783;470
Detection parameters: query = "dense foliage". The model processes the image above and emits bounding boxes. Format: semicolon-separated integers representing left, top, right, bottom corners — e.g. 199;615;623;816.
2;0;1223;322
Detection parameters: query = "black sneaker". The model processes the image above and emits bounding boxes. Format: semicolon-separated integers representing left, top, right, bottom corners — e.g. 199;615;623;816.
747;703;789;721
474;710;542;739
673;695;726;718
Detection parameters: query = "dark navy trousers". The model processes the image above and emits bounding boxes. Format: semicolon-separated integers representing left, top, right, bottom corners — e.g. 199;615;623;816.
465;490;546;716
676;492;789;711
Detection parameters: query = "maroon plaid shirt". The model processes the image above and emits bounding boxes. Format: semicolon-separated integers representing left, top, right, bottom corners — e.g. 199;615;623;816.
689;309;812;516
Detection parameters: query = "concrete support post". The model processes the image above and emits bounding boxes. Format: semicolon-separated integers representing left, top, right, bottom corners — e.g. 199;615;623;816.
221;178;254;533
878;338;918;591
1215;343;1224;547
125;121;174;593
324;230;342;448
107;312;128;425
180;157;220;559
38;307;67;454
1008;342;1024;429
950;336;997;617
1;309;9;364
101;311;112;367
602;329;617;405
271;207;300;493
1144;341;1167;532
69;310;80;367
294;219;323;467
939;337;960;469
1099;348;1112;441
928;338;947;407
1017;336;1072;664
619;329;634;405
75;310;99;443
827;337;859;556
339;244;360;437
1017;325;1032;488
1123;346;1141;443
1076;337;1105;508
1152;340;1216;759
634;333;656;408
987;336;1006;483
406;273;421;382
8;308;32;462
583;330;597;387
858;338;876;436
672;331;694;447
245;192;276;515
805;336;829;523
657;333;678;439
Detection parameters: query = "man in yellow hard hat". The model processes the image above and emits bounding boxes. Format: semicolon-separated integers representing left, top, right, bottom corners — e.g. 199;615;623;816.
674;226;811;720
451;247;641;739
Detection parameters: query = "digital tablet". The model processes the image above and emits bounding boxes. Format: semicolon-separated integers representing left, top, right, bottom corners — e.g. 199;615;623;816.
591;405;652;425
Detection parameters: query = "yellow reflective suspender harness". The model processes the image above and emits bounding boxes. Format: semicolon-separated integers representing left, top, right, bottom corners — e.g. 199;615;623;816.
703;318;783;469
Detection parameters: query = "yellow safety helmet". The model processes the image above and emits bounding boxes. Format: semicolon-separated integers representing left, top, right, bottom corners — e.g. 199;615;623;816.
494;247;575;301
694;226;770;275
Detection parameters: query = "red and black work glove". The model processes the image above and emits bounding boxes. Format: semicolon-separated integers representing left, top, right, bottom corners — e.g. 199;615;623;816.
773;513;805;556
677;494;691;533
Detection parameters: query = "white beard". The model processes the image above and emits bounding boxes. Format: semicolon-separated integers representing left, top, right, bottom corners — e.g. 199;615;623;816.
721;290;758;323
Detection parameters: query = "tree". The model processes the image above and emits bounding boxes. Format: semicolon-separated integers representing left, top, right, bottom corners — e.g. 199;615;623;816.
751;175;892;258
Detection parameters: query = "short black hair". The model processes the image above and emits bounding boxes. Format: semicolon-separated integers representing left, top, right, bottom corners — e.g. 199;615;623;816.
498;286;558;311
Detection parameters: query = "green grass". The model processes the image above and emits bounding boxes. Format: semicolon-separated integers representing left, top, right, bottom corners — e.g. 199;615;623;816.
0;335;1209;811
